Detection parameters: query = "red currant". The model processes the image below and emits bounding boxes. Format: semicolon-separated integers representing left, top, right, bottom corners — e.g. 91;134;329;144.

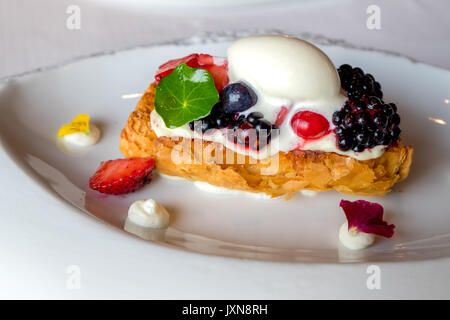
290;111;330;139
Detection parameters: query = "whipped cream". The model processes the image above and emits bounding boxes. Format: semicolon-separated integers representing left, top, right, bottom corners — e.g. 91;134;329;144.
127;199;170;229
339;222;375;250
63;124;100;147
151;35;385;161
151;110;276;160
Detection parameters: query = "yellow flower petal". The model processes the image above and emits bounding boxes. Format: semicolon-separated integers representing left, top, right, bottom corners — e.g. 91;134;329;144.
58;114;90;136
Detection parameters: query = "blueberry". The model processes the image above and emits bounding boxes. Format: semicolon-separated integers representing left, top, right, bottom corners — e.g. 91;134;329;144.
222;82;257;114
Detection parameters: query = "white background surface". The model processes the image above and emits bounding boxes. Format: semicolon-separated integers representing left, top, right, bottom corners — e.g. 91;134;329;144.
1;0;450;299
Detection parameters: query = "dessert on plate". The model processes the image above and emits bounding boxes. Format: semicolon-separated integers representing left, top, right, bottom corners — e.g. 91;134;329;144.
120;35;413;199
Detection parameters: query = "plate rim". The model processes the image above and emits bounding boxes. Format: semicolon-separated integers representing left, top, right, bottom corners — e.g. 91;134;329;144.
2;29;449;83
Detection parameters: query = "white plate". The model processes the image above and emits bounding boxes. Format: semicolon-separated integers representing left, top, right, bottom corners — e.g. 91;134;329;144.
1;33;449;263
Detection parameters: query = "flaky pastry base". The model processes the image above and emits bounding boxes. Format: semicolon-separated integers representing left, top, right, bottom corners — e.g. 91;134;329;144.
120;83;413;199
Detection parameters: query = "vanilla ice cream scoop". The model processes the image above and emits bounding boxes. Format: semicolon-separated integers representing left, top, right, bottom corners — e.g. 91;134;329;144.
227;35;342;101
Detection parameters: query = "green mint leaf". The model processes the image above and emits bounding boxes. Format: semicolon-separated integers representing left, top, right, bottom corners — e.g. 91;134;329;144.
154;63;219;128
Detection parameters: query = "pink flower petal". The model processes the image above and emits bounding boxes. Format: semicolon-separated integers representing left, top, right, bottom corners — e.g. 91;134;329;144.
340;200;395;238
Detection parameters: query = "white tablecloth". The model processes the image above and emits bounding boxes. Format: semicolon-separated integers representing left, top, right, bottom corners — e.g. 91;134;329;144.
1;0;450;78
1;0;450;299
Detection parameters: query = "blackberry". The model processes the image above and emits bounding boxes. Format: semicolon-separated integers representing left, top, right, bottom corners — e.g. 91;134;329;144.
390;113;401;126
254;119;272;133
354;100;367;112
271;124;280;138
332;111;345;126
332;95;402;152
373;129;385;143
373;113;388;127
367;96;383;111
391;126;401;140
189;102;233;133
190;102;277;151
352;144;365;153
226;114;277;151
355;112;370;126
247;112;264;125
232;114;246;129
337;136;353;151
337;64;383;101
189;117;214;133
356;132;368;144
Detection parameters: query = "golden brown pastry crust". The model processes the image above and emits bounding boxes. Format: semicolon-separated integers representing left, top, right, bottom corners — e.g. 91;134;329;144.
120;83;413;199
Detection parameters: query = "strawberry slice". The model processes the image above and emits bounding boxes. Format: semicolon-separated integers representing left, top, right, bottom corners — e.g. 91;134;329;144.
202;63;229;93
155;53;229;92
197;54;214;65
155;54;199;83
89;158;155;195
